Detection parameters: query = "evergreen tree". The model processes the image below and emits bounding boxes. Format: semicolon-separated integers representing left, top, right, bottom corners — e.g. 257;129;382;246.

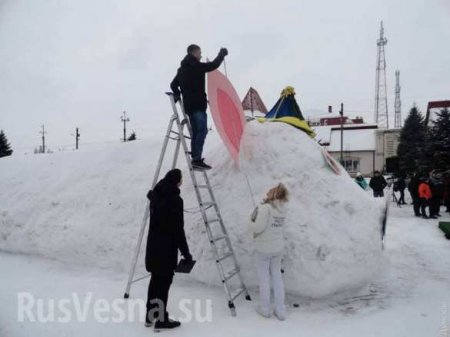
417;127;435;173
0;130;13;158
427;108;450;171
397;106;426;173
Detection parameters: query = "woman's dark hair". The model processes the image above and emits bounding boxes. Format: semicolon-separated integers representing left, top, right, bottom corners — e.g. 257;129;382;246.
164;169;182;185
187;44;200;54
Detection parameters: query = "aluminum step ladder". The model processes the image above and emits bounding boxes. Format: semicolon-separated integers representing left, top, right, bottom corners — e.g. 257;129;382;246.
123;92;251;316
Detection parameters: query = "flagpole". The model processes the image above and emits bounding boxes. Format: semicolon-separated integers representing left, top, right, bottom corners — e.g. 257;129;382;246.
223;58;228;78
222;55;256;207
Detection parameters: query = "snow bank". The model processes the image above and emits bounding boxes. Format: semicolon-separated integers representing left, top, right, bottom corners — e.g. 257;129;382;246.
0;140;158;270
0;121;384;298
184;121;385;297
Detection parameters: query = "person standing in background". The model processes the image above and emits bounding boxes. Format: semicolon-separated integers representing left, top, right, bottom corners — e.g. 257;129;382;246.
418;177;434;219
396;173;407;205
408;172;421;217
355;172;368;190
429;170;444;217
369;171;387;197
443;171;450;213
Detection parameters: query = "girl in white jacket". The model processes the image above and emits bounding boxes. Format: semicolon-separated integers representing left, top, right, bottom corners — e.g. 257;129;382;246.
249;183;288;320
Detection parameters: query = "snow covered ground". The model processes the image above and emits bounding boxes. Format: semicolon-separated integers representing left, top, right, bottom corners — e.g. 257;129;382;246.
1;205;449;336
1;123;450;336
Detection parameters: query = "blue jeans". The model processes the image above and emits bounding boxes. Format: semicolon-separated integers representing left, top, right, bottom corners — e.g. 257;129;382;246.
188;110;208;161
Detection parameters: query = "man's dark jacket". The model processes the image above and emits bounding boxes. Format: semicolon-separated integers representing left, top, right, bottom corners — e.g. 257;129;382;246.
369;175;387;192
408;175;420;198
170;52;225;114
396;177;406;191
430;177;444;199
145;178;190;273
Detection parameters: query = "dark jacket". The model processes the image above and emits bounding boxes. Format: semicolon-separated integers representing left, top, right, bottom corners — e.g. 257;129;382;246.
444;176;450;200
145;178;191;273
408;175;420;198
394;177;406;192
170;52;225;114
369;175;387;192
429;177;444;199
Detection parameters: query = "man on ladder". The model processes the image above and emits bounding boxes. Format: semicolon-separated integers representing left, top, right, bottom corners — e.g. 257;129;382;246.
170;44;228;170
123;45;250;324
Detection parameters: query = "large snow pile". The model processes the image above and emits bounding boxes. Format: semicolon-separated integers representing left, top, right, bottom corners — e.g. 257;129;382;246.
183;121;385;297
0;121;384;298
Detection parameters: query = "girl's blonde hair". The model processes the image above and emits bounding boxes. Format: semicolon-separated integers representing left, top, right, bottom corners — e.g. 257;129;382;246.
262;183;289;204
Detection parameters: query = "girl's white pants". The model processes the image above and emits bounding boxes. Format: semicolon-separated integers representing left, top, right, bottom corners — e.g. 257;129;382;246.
256;252;286;315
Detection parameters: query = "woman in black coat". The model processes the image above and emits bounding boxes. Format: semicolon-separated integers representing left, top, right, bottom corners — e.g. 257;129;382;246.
145;169;192;330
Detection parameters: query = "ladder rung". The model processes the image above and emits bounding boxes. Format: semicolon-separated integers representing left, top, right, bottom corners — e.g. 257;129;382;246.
169;130;191;139
231;288;246;302
191;167;208;172
201;202;216;208
206;218;220;224
196;184;209;189
223;268;239;283
217;252;233;263
210;234;226;243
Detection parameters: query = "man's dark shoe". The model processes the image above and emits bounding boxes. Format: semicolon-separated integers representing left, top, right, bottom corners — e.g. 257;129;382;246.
429;215;438;219
154;318;181;331
422;215;429;219
200;159;212;170
192;159;212;171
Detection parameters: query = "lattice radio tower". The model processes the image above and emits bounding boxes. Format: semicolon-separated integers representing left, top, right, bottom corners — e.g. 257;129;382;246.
375;21;389;129
394;70;402;128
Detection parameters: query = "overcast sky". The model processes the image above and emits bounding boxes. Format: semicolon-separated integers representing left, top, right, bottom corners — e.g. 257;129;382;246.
1;0;449;153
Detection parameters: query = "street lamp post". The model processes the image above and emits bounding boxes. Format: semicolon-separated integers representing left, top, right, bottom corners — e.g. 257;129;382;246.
328;103;345;165
121;111;130;142
71;127;80;150
339;103;344;165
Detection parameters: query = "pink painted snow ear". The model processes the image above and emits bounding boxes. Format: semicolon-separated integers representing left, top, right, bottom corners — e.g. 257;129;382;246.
207;69;246;165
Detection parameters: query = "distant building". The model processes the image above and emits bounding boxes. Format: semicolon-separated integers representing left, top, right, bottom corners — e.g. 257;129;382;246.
308;115;365;127
375;129;401;173
314;121;401;176
323;124;378;176
424;100;450;126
